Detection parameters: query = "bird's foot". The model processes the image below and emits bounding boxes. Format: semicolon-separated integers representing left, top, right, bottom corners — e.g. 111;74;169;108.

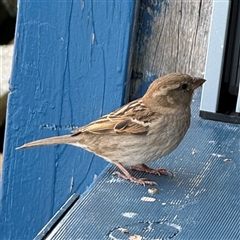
113;171;157;186
130;164;173;177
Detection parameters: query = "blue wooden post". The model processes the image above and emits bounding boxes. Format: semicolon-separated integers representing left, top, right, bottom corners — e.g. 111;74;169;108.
0;0;137;239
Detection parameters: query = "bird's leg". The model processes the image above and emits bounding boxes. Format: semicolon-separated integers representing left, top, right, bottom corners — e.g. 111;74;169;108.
113;161;157;186
130;164;172;177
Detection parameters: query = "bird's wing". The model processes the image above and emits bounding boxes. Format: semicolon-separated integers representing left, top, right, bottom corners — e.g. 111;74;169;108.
72;99;160;135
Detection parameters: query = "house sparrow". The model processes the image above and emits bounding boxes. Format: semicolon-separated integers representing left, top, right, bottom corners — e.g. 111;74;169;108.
17;73;205;185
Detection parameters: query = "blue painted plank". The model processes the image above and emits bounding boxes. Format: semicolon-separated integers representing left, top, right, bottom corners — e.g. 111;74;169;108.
0;0;137;239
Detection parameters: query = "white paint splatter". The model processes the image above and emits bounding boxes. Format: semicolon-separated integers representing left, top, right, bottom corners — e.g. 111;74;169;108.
69;176;74;192
122;212;138;218
141;196;156;202
212;153;225;158
166;222;182;232
106;176;124;184
192;148;197;155
81;0;84;10
173;215;178;221
91;33;95;45
93;174;98;181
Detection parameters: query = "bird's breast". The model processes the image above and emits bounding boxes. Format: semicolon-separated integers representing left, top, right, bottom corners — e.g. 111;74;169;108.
75;111;191;167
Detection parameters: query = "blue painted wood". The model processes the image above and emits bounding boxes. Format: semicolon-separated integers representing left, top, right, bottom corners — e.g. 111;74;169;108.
0;0;137;239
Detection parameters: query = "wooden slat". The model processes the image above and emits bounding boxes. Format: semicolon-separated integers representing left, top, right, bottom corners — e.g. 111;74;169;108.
1;1;137;239
131;0;213;99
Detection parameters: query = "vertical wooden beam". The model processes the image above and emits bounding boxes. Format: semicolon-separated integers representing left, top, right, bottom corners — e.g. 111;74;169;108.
131;0;213;99
1;0;137;239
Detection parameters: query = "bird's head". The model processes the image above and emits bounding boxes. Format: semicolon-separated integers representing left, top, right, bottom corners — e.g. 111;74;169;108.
142;73;206;112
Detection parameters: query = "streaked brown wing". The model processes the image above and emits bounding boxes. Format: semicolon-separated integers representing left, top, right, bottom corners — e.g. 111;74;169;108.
72;99;159;135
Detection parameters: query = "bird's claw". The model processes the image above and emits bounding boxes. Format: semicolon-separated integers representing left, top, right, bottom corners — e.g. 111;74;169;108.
130;164;173;177
113;171;157;186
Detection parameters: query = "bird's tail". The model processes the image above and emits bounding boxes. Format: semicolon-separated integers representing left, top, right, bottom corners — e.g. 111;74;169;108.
16;134;77;150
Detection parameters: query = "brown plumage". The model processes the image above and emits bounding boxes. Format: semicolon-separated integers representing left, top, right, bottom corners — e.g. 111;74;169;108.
17;73;206;185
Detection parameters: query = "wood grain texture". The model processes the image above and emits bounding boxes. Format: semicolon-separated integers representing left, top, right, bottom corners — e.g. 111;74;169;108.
0;1;136;239
131;0;213;99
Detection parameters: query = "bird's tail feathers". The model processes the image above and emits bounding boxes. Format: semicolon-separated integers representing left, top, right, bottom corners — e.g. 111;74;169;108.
16;134;76;150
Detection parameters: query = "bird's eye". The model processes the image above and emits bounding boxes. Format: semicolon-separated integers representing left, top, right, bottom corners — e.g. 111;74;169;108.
180;83;189;90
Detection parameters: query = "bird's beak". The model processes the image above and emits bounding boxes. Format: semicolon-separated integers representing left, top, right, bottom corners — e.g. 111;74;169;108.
192;78;206;90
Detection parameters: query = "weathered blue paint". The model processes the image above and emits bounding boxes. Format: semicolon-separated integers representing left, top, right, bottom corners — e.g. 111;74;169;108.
0;0;137;239
133;74;158;99
130;0;166;100
139;0;165;38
